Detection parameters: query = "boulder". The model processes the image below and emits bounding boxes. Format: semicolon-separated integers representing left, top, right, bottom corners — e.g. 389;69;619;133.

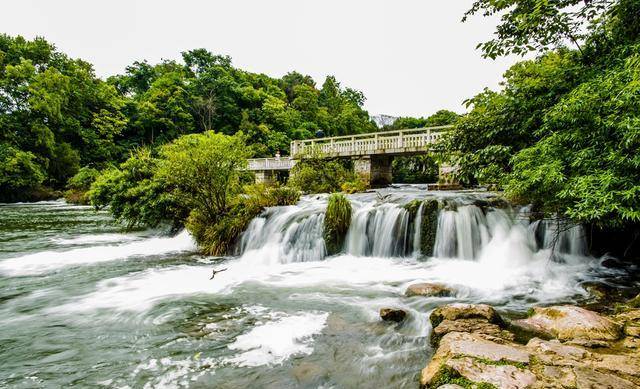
430;303;502;327
431;318;514;346
420;332;533;388
380;308;407;323
405;283;453;298
512;306;622;341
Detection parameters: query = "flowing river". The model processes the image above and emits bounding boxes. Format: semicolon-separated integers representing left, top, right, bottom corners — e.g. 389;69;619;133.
0;187;629;388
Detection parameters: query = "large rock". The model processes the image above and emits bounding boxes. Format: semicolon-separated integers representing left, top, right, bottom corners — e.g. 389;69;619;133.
431;318;514;346
420;331;533;388
380;308;407;323
512;305;622;341
406;283;453;298
430;303;502;327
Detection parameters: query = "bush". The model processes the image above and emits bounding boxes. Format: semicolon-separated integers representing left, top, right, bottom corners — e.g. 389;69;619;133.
324;193;352;255
340;177;370;194
88;148;186;228
0;144;46;202
64;166;101;204
288;157;354;194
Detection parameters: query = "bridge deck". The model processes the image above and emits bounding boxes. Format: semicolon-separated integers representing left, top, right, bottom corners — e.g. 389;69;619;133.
246;125;451;171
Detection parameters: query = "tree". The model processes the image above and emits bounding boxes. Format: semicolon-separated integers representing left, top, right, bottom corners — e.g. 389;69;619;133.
156;131;249;222
464;0;614;58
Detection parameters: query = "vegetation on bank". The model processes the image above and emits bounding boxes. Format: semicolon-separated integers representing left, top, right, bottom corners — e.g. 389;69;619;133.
448;0;640;231
0;34;375;202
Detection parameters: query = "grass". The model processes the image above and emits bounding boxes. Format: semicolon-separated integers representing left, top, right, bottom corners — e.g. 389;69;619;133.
324;193;352;255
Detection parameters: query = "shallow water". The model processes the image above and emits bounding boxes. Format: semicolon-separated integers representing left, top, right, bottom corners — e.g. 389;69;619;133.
0;193;628;388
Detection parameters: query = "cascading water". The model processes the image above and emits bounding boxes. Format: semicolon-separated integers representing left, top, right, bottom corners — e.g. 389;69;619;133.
0;190;621;388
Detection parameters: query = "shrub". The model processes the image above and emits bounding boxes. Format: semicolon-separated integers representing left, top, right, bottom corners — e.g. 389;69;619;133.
288;157;354;194
64;166;101;204
341;177;370;194
324;193;352;255
0;144;46;202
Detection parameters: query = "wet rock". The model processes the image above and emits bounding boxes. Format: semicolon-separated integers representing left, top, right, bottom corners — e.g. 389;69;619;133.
430;303;502;327
512;305;622;341
380;308;407;323
420;332;532;388
573;366;638;389
431;318;514;346
406;283;453;298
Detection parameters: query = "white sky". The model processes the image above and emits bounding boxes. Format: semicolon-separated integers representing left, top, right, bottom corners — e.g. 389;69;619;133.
1;0;520;118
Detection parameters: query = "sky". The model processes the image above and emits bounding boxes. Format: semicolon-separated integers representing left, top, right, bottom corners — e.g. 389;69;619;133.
1;0;521;118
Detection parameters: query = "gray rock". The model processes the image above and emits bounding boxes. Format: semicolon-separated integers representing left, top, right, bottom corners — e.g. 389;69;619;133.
405;282;453;298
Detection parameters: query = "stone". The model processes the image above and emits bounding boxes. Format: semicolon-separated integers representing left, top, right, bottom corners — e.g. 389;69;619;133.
573;366;638;389
526;338;590;367
431;318;514;346
436;385;464;389
420;331;532;387
405;282;453;298
625;325;640;337
446;357;537;389
512;306;622;341
431;303;502;327
380;308;407;323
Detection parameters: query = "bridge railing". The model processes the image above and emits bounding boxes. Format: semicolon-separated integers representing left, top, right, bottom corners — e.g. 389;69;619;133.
290;125;452;158
246;157;296;171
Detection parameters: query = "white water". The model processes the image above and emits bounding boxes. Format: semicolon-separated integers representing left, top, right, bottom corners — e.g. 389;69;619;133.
0;231;195;276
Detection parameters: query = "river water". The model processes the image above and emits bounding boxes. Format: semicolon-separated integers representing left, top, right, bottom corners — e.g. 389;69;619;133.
0;188;626;388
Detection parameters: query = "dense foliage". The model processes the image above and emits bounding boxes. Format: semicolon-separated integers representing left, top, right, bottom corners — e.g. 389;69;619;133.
288;157;357;194
385;110;459;184
0;35;375;201
452;0;640;228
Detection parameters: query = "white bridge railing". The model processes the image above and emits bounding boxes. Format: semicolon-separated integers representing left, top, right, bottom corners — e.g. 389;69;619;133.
290;125;451;158
247;157;296;171
247;126;452;171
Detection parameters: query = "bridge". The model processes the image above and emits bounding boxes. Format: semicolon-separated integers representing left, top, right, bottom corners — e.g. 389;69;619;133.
247;125;453;186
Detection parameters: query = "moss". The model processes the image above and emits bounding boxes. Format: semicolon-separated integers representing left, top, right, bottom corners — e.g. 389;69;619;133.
427;365;497;389
472;357;528;370
420;199;439;256
324;193;352;255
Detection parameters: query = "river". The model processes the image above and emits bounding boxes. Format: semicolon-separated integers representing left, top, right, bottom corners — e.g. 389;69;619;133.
0;187;626;388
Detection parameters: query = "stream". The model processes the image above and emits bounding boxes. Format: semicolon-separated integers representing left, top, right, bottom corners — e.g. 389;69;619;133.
0;187;628;388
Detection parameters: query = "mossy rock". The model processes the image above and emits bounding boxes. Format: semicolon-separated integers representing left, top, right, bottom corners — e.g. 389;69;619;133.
324;193;352;255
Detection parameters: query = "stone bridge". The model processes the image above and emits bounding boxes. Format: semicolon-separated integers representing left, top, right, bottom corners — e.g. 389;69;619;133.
247;125;454;186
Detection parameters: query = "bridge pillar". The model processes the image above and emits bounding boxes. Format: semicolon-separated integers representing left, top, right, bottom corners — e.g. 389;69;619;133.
354;156;393;187
254;170;276;185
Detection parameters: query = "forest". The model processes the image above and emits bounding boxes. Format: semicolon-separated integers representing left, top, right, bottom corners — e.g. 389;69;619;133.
1;0;639;255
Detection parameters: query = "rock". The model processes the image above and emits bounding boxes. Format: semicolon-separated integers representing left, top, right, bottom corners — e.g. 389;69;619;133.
406;283;453;298
430;303;502;327
420;331;532;387
431;318;514;346
446;357;537;388
436;385;465;389
564;338;611;348
526;338;590;367
623;337;640;349
512;306;622;341
573;366;638;389
380;308;407;323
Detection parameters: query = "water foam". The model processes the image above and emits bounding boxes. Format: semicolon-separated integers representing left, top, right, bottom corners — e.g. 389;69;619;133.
0;231;195;276
225;312;328;367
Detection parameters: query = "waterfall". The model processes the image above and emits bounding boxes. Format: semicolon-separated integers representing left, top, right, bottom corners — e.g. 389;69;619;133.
237;193;591;264
412;201;424;256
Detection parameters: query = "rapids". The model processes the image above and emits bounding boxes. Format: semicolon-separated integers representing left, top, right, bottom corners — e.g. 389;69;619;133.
0;188;628;388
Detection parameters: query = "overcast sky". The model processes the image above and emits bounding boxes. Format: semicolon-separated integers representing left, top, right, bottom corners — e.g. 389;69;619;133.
1;0;520;118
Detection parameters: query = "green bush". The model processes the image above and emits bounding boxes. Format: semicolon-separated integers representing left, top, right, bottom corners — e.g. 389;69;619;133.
324;193;352;255
288;157;354;194
64;166;101;204
0;144;46;202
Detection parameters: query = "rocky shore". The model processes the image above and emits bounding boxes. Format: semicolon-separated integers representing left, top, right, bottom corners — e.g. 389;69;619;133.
382;284;640;388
